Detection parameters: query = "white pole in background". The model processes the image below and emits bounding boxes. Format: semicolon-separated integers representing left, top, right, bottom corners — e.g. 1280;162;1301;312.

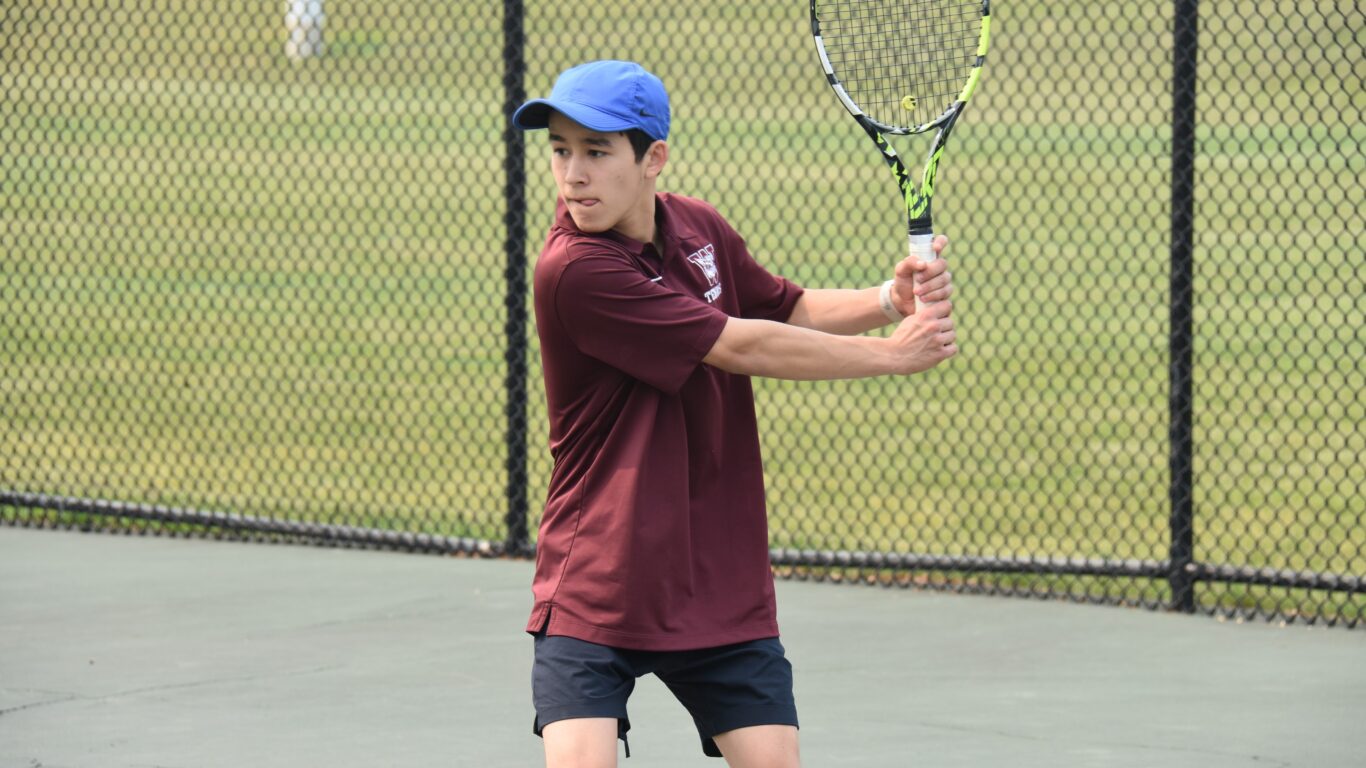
285;0;325;60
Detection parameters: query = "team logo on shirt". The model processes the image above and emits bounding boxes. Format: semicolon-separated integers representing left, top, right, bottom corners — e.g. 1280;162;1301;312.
686;243;724;303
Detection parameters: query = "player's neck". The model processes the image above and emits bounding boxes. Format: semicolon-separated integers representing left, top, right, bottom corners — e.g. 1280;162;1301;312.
611;190;658;248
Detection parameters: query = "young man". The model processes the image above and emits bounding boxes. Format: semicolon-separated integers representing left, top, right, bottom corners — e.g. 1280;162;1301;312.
512;60;956;768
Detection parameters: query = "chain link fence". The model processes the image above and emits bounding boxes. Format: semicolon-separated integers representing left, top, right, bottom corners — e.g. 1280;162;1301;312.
3;1;1361;627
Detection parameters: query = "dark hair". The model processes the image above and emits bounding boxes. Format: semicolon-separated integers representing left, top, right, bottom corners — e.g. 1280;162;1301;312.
624;129;657;162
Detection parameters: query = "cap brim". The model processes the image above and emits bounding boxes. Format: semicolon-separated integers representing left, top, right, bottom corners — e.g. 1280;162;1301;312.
512;99;640;134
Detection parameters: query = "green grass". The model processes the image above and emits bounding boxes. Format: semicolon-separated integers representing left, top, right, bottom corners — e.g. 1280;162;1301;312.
2;0;1362;622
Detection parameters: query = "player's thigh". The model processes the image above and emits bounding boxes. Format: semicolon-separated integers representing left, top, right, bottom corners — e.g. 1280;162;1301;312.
542;717;621;768
713;724;801;768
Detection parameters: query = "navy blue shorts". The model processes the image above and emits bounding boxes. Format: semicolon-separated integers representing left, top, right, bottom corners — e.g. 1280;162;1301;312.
532;632;798;758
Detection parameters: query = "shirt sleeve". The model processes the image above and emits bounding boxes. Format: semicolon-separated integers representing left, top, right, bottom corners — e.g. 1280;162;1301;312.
723;226;805;322
553;253;730;394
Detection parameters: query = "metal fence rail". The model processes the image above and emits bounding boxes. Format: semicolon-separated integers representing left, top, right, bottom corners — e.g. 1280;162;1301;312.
3;1;1362;626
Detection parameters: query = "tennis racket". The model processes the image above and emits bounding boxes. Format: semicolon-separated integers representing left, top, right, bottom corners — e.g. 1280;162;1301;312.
810;0;991;312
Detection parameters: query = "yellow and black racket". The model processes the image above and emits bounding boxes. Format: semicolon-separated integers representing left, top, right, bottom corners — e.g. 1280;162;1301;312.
811;0;991;311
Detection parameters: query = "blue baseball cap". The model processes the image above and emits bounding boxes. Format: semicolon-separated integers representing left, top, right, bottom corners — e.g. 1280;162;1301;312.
512;60;670;141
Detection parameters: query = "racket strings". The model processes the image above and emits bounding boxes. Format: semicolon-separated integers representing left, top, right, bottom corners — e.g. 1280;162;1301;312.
818;0;981;130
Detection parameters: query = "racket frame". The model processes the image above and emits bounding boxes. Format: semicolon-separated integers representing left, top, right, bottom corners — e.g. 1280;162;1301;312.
810;0;991;302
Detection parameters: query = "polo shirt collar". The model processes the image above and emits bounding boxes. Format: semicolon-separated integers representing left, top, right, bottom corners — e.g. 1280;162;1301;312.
553;193;705;257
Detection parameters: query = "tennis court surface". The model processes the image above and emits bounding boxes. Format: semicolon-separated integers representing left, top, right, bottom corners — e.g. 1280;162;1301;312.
3;527;1362;768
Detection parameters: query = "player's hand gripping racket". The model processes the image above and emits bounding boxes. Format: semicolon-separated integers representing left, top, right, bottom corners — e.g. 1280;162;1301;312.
810;0;991;312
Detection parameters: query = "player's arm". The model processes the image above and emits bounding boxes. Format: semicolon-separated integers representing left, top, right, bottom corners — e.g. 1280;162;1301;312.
785;236;954;335
703;298;956;381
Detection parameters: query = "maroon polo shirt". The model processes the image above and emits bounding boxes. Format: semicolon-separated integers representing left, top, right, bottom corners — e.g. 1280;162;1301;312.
527;192;804;651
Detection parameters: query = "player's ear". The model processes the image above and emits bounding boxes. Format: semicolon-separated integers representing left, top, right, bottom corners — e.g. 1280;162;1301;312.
643;140;668;179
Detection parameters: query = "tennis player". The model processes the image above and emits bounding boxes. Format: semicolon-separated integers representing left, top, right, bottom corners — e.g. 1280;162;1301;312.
513;60;955;768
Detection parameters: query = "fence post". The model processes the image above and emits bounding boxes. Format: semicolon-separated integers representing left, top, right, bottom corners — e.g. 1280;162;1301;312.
1168;0;1199;612
501;0;530;556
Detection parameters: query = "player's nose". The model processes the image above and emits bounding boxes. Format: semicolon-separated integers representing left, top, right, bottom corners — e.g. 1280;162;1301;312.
563;155;589;184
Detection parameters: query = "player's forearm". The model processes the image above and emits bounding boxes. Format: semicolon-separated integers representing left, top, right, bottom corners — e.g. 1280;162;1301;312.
784;288;893;335
703;316;900;380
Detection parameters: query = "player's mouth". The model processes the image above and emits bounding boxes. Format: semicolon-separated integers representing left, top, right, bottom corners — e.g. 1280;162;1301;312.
566;197;600;208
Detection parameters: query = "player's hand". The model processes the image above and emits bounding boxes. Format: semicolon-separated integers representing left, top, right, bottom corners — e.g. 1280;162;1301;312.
891;235;953;314
887;296;957;374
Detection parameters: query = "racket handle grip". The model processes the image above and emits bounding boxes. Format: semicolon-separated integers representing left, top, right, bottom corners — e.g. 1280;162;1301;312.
908;232;936;313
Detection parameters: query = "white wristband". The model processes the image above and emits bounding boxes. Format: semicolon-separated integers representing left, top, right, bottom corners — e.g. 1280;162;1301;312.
879;279;905;323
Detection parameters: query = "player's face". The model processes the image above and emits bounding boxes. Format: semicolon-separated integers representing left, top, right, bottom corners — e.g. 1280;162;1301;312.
547;113;661;242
